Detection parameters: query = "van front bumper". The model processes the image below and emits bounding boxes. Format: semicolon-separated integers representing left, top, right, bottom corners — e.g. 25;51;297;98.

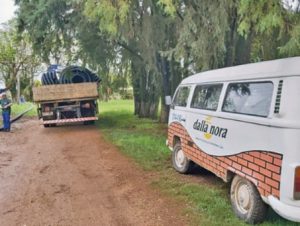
268;196;300;222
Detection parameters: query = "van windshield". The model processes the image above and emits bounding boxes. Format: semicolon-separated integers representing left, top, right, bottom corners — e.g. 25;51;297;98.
173;86;190;107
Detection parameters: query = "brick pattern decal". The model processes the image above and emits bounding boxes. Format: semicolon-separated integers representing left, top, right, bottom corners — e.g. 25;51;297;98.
168;122;282;199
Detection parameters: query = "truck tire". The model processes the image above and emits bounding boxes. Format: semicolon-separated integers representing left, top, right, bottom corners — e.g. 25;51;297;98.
88;120;95;125
83;120;95;125
172;143;193;174
230;175;268;224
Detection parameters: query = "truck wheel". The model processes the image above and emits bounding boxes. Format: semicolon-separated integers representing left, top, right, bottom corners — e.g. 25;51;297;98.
83;121;95;125
230;175;267;224
172;143;193;174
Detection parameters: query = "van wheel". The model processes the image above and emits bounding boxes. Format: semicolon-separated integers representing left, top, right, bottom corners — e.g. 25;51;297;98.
230;175;267;224
172;143;193;174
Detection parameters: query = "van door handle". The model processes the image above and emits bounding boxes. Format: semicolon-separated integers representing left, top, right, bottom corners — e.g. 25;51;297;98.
181;118;186;122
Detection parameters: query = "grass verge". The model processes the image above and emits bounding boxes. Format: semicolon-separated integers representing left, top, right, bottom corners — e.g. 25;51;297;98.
99;99;299;226
11;102;37;117
0;102;36;127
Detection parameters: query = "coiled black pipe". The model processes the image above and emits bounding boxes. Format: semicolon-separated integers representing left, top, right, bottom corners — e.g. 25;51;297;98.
50;71;59;84
42;66;101;86
41;71;59;85
59;66;101;84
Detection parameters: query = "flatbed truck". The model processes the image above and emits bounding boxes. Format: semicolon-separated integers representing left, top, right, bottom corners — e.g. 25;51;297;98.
32;83;99;127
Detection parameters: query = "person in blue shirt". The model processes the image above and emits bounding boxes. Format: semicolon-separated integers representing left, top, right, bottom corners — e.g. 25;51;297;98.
1;93;12;132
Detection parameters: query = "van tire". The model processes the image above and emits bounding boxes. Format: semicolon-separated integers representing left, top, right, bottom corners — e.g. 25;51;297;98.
230;175;267;224
172;143;193;174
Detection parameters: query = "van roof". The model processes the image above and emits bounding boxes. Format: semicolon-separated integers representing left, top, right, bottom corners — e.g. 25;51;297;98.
181;57;300;85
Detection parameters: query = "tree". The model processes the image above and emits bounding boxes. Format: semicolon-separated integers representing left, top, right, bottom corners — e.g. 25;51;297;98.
15;0;300;121
0;20;40;101
16;0;75;63
16;0;120;100
237;0;300;60
83;0;159;118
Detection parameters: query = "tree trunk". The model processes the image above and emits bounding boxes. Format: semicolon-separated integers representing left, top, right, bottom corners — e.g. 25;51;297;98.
235;34;252;65
132;59;160;119
17;73;20;104
159;56;171;123
149;102;158;119
131;61;141;115
225;4;238;67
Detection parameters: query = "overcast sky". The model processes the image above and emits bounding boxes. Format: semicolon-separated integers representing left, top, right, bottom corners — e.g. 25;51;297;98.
0;0;17;24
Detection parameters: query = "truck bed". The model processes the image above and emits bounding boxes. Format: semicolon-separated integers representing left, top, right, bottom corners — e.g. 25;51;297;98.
33;83;98;103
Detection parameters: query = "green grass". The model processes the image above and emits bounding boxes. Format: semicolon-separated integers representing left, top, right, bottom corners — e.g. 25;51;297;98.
11;102;37;117
99;99;300;226
153;176;298;226
99;100;169;171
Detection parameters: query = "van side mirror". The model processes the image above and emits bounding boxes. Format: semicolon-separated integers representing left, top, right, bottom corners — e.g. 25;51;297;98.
165;96;172;106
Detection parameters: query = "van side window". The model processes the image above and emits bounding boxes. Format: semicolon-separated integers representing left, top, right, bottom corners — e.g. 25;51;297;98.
222;82;273;117
191;84;223;111
173;86;190;107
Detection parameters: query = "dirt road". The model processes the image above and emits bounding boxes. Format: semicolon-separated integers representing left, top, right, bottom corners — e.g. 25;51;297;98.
0;119;188;226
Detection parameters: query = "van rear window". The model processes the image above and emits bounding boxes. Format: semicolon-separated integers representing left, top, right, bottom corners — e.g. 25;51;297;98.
222;82;273;117
191;84;223;111
173;86;190;107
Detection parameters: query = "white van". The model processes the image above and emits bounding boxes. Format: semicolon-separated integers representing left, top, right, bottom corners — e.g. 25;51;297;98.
167;57;300;224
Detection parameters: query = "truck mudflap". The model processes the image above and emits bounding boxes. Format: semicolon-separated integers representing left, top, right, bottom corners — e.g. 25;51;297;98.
42;116;98;125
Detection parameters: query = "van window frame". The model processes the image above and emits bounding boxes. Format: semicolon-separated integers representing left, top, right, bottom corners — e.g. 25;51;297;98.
221;81;274;118
190;83;223;111
172;85;191;108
